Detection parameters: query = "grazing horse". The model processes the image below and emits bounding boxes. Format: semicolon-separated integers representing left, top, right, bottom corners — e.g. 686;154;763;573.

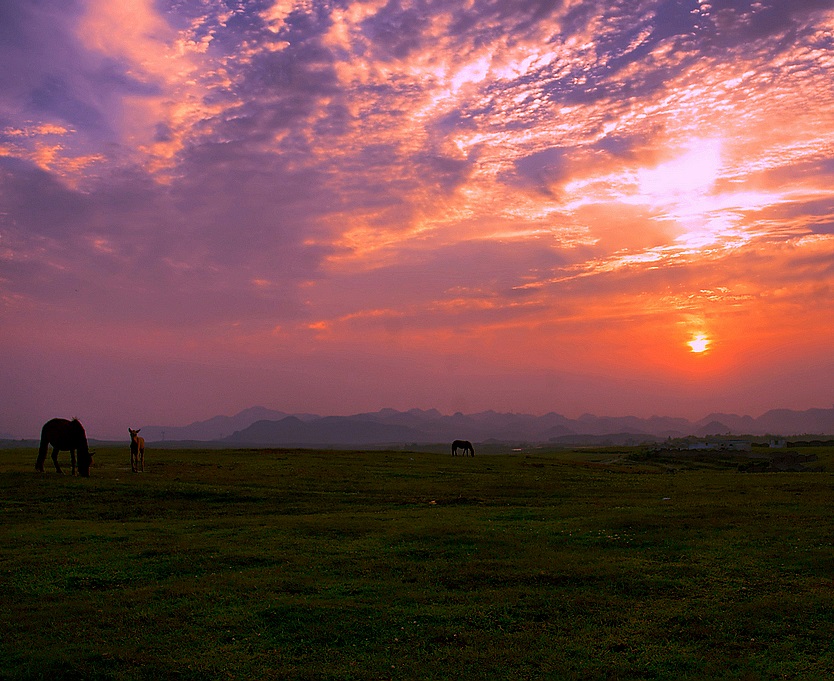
129;428;145;473
452;439;475;456
36;418;93;477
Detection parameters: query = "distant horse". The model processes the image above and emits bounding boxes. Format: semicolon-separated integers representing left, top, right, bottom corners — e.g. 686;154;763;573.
36;418;93;477
452;439;475;456
129;428;145;473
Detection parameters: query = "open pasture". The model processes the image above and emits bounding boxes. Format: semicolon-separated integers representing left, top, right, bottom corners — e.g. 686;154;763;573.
1;445;833;680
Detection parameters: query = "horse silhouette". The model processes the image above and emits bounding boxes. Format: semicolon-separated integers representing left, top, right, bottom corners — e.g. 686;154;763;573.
129;428;145;473
36;418;93;477
452;439;475;456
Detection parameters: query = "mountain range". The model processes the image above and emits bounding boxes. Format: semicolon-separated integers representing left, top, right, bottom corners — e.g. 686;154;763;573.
137;406;834;446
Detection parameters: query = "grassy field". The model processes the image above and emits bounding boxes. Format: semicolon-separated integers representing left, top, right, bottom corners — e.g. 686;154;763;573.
1;444;832;680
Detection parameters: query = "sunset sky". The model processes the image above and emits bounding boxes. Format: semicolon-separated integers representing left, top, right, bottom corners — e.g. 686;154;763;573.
3;0;834;438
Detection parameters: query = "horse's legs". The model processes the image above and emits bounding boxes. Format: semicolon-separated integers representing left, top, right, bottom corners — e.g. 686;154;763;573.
131;448;137;473
70;448;77;476
51;447;64;475
139;446;144;472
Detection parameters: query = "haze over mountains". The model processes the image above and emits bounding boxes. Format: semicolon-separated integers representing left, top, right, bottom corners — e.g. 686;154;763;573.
137;406;834;446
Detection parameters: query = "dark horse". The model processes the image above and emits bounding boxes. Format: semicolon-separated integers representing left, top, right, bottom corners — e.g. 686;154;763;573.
36;418;93;477
452;439;475;456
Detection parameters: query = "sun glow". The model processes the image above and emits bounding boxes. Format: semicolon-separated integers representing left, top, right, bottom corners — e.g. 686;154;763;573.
687;334;710;353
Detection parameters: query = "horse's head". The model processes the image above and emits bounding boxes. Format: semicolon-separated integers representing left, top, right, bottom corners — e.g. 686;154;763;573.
78;448;93;477
129;428;140;441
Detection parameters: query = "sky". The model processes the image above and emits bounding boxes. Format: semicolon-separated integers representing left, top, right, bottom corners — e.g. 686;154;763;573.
2;0;834;439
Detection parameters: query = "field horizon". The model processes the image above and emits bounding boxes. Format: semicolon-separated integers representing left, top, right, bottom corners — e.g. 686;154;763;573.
2;444;833;679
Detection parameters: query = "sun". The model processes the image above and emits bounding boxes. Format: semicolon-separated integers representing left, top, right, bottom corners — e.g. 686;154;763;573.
687;333;710;353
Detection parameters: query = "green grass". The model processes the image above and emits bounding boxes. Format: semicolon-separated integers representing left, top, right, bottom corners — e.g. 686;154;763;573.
1;445;833;679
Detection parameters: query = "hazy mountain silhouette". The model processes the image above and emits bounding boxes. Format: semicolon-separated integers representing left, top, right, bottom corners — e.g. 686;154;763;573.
139;405;834;445
224;416;419;446
695;421;733;437
140;406;319;441
695;413;757;434
695;408;834;436
756;408;834;434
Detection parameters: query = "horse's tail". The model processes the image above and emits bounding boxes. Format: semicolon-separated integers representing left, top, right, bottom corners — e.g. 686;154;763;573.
36;422;50;472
